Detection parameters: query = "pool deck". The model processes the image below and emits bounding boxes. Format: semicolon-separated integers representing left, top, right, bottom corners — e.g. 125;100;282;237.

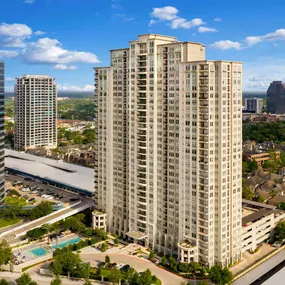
13;234;81;264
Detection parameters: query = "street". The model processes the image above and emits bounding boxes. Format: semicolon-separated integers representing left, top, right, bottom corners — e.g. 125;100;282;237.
232;249;285;285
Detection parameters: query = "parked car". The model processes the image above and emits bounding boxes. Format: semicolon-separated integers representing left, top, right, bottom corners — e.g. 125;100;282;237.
109;263;117;269
272;241;281;248
116;264;125;269
120;265;130;272
24;177;32;181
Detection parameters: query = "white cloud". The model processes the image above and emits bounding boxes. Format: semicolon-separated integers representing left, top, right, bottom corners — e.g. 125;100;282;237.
34;30;46;36
114;14;134;22
20;38;100;65
149;6;204;30
0;50;19;58
5;77;16;82
245;29;285;46
0;23;32;37
209;40;243;50
198;26;217;33
57;84;94;92
1;37;27;47
171;18;204;29
243;57;285;90
150;6;179;21
214;18;222;22
273;43;278;47
25;0;36;3
53;64;77;70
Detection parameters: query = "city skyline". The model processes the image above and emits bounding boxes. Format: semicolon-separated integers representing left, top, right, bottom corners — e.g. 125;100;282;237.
1;0;285;92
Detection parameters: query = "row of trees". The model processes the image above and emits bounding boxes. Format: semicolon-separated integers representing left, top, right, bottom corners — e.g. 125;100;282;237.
160;255;232;284
0;201;53;221
243;121;285;143
58;128;95;146
57;98;95;121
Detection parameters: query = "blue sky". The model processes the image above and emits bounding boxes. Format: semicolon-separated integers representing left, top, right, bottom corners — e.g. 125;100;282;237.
1;0;285;91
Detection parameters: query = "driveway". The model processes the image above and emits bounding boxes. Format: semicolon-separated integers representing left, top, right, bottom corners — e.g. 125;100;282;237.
79;252;188;285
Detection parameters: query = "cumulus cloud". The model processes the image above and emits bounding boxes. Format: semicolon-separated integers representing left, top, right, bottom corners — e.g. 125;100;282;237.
0;23;33;48
20;38;100;65
57;84;94;92
209;40;243;50
5;77;16;82
53;64;77;70
34;30;46;36
0;50;19;58
0;23;32;37
198;26;217;33
245;29;285;46
171;18;204;29
150;6;179;21
214;18;222;22
25;0;36;3
149;6;204;29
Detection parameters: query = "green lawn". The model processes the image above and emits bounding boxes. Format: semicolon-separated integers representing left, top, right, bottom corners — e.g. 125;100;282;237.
0;217;21;228
4;196;27;206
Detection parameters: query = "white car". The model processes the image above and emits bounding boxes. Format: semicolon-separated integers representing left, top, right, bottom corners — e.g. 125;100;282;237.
116;264;125;269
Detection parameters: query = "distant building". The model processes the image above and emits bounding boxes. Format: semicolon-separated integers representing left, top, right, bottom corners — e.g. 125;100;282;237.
14;75;57;151
0;61;5;203
245;97;263;113
57;97;69;101
267;81;285;114
243;150;280;166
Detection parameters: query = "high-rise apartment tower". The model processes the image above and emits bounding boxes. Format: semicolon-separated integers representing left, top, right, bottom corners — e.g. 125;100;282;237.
14;75;57;151
94;34;243;267
267;81;285;114
245;97;263;113
0;61;5;203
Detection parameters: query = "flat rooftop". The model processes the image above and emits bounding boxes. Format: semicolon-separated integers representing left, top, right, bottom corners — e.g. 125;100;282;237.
5;149;94;194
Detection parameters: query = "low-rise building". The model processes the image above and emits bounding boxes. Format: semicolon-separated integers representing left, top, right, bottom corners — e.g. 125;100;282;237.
243;151;280;166
242;200;285;252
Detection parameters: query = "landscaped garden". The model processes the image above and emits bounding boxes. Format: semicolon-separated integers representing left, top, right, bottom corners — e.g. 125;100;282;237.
0;217;21;228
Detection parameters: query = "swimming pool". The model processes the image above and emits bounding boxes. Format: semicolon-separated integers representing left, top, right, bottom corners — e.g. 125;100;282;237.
30;247;47;257
52;237;81;249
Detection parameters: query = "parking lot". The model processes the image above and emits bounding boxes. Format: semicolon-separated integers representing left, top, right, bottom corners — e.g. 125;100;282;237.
4;173;81;207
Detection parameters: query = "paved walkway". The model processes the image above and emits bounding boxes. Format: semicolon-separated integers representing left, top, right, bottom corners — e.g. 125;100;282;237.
232;249;285;285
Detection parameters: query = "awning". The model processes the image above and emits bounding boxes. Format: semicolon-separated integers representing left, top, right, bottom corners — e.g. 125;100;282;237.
126;231;148;240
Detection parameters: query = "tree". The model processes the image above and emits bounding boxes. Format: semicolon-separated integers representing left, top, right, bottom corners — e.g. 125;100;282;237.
125;267;136;282
199;282;209;285
83;281;92;285
209;266;233;285
274;220;285;241
269;189;278;198
105;255;111;265
149;251;155;259
29;202;53;220
26;227;47;241
114;237;119;247
16;273;38;285
139;269;153;285
168;256;178;272
242;186;255;200
257;195;265;203
109;268;122;285
278;202;285;210
0;239;12;267
101;243;106;252
50;276;62;285
50;260;63;276
0;279;9;285
161;256;167;266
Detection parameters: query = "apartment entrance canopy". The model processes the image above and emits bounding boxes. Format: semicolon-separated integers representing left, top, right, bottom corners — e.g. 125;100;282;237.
126;231;148;240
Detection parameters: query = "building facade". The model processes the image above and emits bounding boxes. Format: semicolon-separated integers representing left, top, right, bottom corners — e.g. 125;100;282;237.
0;61;5;203
14;75;57;151
245;98;263;113
94;34;243;267
267;81;285;114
